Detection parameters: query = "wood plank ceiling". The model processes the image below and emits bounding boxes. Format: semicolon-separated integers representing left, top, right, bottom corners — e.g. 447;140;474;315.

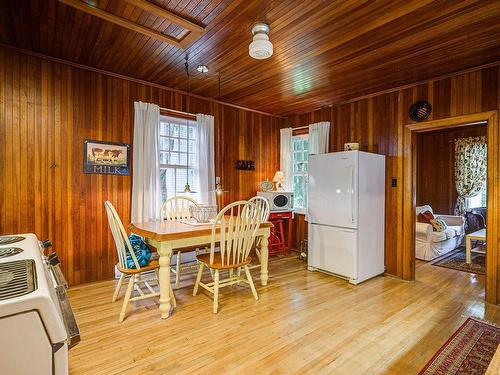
1;0;500;115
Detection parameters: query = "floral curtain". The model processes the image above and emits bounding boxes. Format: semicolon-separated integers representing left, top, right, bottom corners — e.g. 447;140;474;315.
454;136;487;215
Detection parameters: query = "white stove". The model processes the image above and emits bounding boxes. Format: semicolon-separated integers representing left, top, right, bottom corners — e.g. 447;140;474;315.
0;233;79;375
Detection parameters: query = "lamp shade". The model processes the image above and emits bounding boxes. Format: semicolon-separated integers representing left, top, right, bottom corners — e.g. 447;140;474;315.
272;171;285;183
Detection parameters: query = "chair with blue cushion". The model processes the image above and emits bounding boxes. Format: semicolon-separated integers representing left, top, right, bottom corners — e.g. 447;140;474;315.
105;201;176;322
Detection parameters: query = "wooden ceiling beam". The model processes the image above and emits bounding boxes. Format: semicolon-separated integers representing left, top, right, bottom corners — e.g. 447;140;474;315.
124;0;204;33
58;0;183;48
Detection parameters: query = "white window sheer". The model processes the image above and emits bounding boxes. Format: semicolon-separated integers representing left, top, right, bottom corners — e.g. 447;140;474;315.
131;102;161;223
280;128;293;192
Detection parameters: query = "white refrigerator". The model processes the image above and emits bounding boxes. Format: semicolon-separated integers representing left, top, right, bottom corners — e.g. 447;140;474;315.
307;150;385;284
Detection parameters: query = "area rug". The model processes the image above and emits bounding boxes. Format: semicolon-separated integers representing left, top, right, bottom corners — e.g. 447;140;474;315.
419;317;500;375
431;248;485;275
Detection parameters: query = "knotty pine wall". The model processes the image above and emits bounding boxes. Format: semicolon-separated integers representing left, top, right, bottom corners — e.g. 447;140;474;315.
0;47;282;285
416;124;487;215
286;65;499;278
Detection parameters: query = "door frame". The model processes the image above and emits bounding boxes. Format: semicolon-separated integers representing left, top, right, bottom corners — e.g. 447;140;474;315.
402;111;499;304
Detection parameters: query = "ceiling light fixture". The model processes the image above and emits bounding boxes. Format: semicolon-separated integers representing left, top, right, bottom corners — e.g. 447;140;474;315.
249;22;273;60
196;64;209;73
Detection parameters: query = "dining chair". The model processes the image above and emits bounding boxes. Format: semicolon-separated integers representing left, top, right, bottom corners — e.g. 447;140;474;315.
193;200;262;313
160;196;202;288
248;196;270;270
105;201;176;322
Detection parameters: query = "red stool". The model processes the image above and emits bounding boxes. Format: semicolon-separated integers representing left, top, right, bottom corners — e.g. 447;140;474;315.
269;219;286;256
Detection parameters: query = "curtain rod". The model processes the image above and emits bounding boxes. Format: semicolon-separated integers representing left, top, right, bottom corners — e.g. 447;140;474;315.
160;107;195;117
293;125;309;130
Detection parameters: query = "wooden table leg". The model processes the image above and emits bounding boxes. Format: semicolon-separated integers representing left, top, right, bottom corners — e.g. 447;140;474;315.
260;228;270;286
158;242;173;319
466;235;472;264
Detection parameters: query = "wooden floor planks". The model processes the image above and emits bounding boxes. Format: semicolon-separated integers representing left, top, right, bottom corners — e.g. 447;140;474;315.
68;257;500;374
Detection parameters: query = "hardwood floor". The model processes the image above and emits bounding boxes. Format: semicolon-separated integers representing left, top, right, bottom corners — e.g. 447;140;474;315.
68;257;500;374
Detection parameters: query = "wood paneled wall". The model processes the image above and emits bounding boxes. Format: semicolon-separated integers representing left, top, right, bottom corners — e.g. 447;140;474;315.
285;65;499;278
0;47;282;285
416;125;487;215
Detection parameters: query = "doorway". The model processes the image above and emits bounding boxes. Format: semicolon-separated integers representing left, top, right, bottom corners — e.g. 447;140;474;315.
402;111;500;304
415;123;487;291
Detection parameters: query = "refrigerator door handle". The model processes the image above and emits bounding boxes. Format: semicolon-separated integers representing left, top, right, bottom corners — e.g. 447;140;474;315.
339;228;356;233
349;165;355;223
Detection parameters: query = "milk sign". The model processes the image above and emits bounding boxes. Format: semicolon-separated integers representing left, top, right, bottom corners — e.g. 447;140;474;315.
83;140;130;175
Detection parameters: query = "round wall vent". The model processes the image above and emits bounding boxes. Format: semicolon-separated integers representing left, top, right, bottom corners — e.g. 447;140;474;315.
409;101;432;122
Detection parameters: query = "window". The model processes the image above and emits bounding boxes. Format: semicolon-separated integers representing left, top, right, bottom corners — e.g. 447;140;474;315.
466;184;487;209
292;135;309;212
159;116;199;202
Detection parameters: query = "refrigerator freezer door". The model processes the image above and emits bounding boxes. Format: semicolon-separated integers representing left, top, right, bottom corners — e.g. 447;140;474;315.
308;152;358;228
308;223;357;279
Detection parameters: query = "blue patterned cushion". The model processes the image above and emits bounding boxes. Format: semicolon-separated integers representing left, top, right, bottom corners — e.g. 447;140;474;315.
125;234;152;269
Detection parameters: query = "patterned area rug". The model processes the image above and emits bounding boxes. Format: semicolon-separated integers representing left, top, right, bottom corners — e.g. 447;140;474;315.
419;318;500;375
431;248;485;275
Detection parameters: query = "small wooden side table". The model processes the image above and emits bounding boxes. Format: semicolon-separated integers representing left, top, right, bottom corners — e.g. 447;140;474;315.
269;210;293;253
465;228;486;264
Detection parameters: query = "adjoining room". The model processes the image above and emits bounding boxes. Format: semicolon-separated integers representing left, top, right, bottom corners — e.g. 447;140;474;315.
416;123;487;295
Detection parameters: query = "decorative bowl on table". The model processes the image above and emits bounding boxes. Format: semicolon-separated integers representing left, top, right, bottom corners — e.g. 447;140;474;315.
189;205;217;223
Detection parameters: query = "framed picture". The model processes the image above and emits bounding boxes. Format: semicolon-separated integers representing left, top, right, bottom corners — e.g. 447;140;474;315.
83;140;130;175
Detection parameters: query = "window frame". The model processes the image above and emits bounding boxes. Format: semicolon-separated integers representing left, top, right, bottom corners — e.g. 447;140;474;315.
158;115;199;202
466;184;487;209
291;134;309;214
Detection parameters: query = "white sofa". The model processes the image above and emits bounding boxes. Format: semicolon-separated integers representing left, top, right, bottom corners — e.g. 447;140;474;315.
416;205;465;261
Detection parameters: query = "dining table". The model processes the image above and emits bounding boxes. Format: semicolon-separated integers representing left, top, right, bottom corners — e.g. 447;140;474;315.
129;218;273;319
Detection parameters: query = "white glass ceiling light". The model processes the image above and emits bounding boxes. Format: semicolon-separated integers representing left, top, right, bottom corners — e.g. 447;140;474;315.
197;64;208;73
249;22;273;59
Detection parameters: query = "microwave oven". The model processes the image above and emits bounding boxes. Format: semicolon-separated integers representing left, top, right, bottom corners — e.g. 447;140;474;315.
257;191;294;212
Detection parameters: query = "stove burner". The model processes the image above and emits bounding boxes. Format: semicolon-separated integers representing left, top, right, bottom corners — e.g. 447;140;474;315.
0;236;25;245
0;260;36;301
0;247;23;258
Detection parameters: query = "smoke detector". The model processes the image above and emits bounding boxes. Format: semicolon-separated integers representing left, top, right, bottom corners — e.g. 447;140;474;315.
249;22;273;60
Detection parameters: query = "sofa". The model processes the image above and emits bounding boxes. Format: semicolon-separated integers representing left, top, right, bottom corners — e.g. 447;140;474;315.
416;205;465;261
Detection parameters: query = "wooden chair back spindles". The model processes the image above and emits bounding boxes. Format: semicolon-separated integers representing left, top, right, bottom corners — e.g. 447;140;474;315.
210;201;262;268
249;196;271;222
105;200;176;322
105;200;140;270
193;200;263;313
161;196;198;221
247;196;271;269
160;196;200;288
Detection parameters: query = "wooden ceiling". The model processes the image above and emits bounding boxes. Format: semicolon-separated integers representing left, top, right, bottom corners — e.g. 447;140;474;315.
2;0;500;115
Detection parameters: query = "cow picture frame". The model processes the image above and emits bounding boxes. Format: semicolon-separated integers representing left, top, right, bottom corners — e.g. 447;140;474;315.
83;139;130;175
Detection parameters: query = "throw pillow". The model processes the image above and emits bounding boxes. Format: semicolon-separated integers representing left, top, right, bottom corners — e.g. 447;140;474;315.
418;210;435;224
430;218;448;232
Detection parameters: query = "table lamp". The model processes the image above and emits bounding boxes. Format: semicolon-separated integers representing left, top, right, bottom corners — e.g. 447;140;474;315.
273;171;285;191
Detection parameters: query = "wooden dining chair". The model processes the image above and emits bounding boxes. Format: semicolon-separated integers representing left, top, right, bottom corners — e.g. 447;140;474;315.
248;196;270;270
160;196;201;288
105;201;176;322
193;201;262;313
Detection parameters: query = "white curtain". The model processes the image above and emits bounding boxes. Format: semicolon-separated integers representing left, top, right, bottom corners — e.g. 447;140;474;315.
131;102;161;223
280;127;293;191
196;114;216;206
309;122;330;155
